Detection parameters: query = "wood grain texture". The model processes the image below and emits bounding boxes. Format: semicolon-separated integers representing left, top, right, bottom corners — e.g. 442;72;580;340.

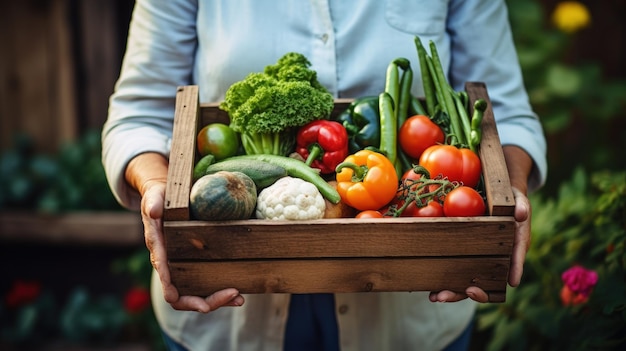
165;216;515;260
164;86;199;221
170;257;510;302
465;82;515;216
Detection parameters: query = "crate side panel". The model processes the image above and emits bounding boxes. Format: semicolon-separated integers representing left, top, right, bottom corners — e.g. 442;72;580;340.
164;217;515;260
465;82;515;216
199;102;230;126
164;86;199;221
170;257;510;302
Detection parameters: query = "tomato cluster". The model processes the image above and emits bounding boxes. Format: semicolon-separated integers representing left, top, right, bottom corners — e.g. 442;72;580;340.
353;113;486;219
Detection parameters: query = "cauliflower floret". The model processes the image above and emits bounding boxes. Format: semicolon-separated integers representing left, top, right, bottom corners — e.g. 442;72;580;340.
256;176;326;220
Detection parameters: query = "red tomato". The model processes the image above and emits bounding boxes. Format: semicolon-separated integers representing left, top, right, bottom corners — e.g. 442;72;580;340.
402;168;422;182
418;145;481;188
402;200;444;217
355;210;384;219
443;186;486;217
399;115;445;160
400;168;424;194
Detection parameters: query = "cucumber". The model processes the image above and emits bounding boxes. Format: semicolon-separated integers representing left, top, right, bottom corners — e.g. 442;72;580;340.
193;154;216;182
224;154;341;204
204;158;288;190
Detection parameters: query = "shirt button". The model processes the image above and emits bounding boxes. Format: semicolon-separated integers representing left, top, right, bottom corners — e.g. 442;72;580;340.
320;33;329;44
338;304;349;314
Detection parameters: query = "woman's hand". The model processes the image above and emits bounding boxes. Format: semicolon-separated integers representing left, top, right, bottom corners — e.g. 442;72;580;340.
127;152;245;312
429;146;534;303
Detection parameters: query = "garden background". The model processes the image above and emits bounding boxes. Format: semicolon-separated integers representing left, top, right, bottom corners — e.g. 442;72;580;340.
1;0;625;350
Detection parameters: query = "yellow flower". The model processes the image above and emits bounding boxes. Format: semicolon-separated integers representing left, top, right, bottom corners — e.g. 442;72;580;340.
552;1;591;33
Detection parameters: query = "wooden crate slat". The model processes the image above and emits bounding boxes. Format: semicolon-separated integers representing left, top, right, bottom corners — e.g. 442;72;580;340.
165;216;515;260
170;257;510;302
465;82;515;216
164;86;200;221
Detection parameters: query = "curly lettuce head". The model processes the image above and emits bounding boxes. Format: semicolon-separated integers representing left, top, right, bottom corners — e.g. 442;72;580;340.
220;53;334;155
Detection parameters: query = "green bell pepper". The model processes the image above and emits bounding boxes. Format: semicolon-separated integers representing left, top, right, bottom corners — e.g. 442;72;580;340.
333;96;381;153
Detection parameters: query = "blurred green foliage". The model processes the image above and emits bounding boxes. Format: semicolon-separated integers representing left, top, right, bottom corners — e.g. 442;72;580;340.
506;0;626;195
0;130;122;213
477;169;626;350
475;1;626;349
1;250;164;350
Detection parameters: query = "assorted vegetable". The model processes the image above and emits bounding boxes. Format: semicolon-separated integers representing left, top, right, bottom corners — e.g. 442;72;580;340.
190;171;257;221
333;96;380;153
335;149;398;211
193;154;216;182
219;52;335;156
220;154;341;204
202;157;287;191
418;144;482;189
414;36;488;153
442;186;486;217
196;123;240;161
295;120;349;174
255;176;326;220
190;43;492;221
379;58;414;174
398;114;444;160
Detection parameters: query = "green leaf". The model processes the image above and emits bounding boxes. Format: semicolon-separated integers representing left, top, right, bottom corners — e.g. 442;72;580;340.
540;109;572;133
546;64;582;97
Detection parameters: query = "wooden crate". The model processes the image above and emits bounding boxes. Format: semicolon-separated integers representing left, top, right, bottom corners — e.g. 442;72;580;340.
164;82;515;303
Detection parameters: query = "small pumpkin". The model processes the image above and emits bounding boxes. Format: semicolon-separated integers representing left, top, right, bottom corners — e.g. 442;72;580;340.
190;171;257;220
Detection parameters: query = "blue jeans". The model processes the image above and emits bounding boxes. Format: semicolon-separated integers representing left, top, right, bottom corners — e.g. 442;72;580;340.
162;330;188;351
443;318;474;351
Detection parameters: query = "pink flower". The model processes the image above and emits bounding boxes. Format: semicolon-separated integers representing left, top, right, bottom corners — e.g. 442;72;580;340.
560;265;598;306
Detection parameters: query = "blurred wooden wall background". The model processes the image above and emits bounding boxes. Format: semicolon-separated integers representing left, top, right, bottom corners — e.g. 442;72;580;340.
0;0;133;153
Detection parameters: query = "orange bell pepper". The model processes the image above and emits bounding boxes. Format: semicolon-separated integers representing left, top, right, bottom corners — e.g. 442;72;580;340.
335;149;398;211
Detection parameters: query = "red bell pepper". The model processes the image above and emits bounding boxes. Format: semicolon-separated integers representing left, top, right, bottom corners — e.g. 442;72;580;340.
296;120;349;174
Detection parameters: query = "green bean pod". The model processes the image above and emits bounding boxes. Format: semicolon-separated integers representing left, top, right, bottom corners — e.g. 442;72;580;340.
378;92;397;166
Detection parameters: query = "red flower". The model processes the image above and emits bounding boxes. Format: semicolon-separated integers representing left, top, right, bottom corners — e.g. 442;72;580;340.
560;285;590;306
124;286;151;314
606;243;615;254
560;265;598;306
4;280;41;308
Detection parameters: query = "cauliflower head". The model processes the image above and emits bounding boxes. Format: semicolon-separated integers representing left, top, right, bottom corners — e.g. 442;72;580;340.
256;176;326;220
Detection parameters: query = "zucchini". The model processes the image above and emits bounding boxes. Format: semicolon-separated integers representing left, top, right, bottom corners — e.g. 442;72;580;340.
204;158;288;190
193;154;216;182
224;154;342;204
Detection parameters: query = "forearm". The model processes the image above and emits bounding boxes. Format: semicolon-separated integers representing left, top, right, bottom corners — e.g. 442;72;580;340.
503;145;533;196
125;152;169;197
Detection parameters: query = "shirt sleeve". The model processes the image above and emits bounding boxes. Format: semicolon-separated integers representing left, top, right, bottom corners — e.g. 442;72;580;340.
447;0;548;192
101;0;198;209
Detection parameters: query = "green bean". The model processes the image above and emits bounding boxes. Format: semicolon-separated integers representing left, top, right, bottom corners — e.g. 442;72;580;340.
397;64;413;128
429;40;465;146
414;37;436;116
378;92;397;165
